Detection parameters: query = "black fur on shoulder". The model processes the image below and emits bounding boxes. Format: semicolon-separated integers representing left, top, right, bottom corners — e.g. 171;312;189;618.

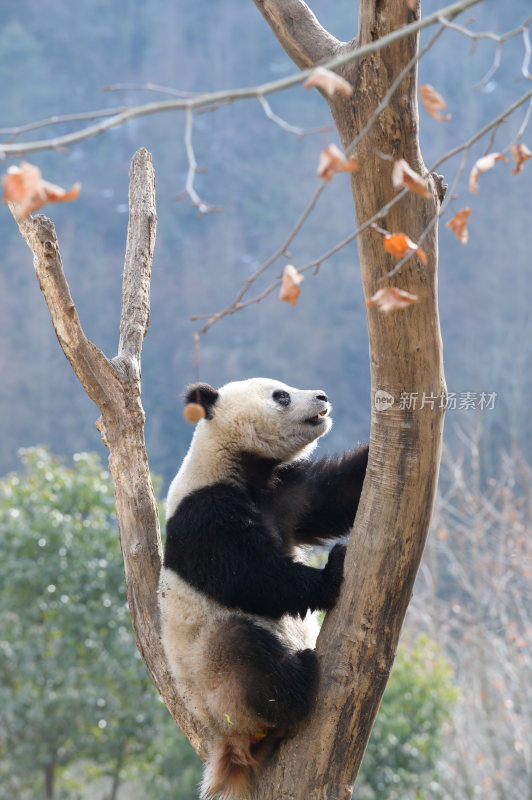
163;444;368;620
184;382;219;419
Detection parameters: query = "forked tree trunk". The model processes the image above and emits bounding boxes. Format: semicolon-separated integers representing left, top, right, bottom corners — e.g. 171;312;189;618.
9;152;204;756
251;1;445;798
11;2;446;798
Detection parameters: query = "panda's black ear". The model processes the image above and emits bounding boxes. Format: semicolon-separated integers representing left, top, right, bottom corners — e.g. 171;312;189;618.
184;382;219;419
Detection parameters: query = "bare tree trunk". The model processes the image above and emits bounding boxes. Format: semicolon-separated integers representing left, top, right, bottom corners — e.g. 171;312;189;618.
251;2;445;798
9;150;205;757
44;750;56;800
107;739;126;800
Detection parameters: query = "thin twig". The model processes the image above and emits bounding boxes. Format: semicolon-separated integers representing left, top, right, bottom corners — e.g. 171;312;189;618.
437;14;532;89
380;87;532;281
103;82;200;98
522;28;532;79
474;41;503;91
258;96;305;135
190;25;443;330
181;108;222;214
199;224;363;321
514;97;532;143
0;107;128;142
430;87;532;171
189;182;327;328
257;96;332;137
438;14;532;44
193;186;409;333
0;0;482;157
192;86;532;330
379;149;468;282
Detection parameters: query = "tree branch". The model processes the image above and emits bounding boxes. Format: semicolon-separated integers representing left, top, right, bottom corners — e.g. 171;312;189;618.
0;0;481;158
248;0;453;796
117;148;157;367
9;208;119;409
0;106;129;141
251;0;340;69
10;148;206;759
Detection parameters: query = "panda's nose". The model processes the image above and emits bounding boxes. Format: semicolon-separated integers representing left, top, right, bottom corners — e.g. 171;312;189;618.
315;392;328;403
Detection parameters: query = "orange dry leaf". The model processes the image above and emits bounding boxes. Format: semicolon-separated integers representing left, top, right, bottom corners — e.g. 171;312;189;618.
279;264;304;307
303;67;353;98
469;152;507;194
317;144;358;181
419;84;451;121
446;207;471;245
392;158;430;198
509;143;532;175
366;286;419;313
2;161;80;219
383;232;427;265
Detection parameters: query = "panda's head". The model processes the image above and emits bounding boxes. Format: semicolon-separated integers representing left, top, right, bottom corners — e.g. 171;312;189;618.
185;378;332;462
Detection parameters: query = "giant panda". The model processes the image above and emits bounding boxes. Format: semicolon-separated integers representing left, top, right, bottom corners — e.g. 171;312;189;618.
158;377;368;800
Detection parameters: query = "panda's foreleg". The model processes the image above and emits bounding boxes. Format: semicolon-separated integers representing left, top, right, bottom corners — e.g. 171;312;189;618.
289;443;370;544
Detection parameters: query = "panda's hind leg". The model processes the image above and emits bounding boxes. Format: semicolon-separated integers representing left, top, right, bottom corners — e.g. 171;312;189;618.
201;620;318;799
208;617;319;729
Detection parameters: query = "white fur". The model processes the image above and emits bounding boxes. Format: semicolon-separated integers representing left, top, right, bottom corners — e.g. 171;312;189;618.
159;569;319;731
166;377;331;518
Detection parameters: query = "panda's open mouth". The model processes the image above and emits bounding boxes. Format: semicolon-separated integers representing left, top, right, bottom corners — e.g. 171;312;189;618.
305;408;329;426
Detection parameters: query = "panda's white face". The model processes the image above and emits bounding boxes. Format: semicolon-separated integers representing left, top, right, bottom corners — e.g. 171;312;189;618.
208;378;332;462
166;378;332;518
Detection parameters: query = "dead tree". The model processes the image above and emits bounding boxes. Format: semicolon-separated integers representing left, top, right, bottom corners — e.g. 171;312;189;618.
248;2;445;797
9;0;449;797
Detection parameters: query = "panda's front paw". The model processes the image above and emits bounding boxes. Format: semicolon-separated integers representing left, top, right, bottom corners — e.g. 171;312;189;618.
320;543;346;610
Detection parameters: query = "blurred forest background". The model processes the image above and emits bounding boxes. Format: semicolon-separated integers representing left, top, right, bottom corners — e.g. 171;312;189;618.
1;0;531;798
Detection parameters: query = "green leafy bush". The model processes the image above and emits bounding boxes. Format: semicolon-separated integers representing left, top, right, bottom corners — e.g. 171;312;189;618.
356;635;459;800
0;448;171;799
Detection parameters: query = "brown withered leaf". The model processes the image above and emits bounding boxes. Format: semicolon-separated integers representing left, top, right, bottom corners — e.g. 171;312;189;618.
392;158;430;198
383;232;428;265
366;286;419;313
446;207;471;245
279;264;304;307
2;161;80;219
469;152;507;194
317;144;358;181
303;67;353;98
419;84;451;122
509;143;532;175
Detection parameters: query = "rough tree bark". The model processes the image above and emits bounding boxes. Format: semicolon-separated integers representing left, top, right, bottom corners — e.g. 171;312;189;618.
251;1;446;798
9;149;205;756
11;1;447;797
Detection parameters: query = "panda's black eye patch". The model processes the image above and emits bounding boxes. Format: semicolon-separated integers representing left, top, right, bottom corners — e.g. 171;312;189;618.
272;390;291;407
